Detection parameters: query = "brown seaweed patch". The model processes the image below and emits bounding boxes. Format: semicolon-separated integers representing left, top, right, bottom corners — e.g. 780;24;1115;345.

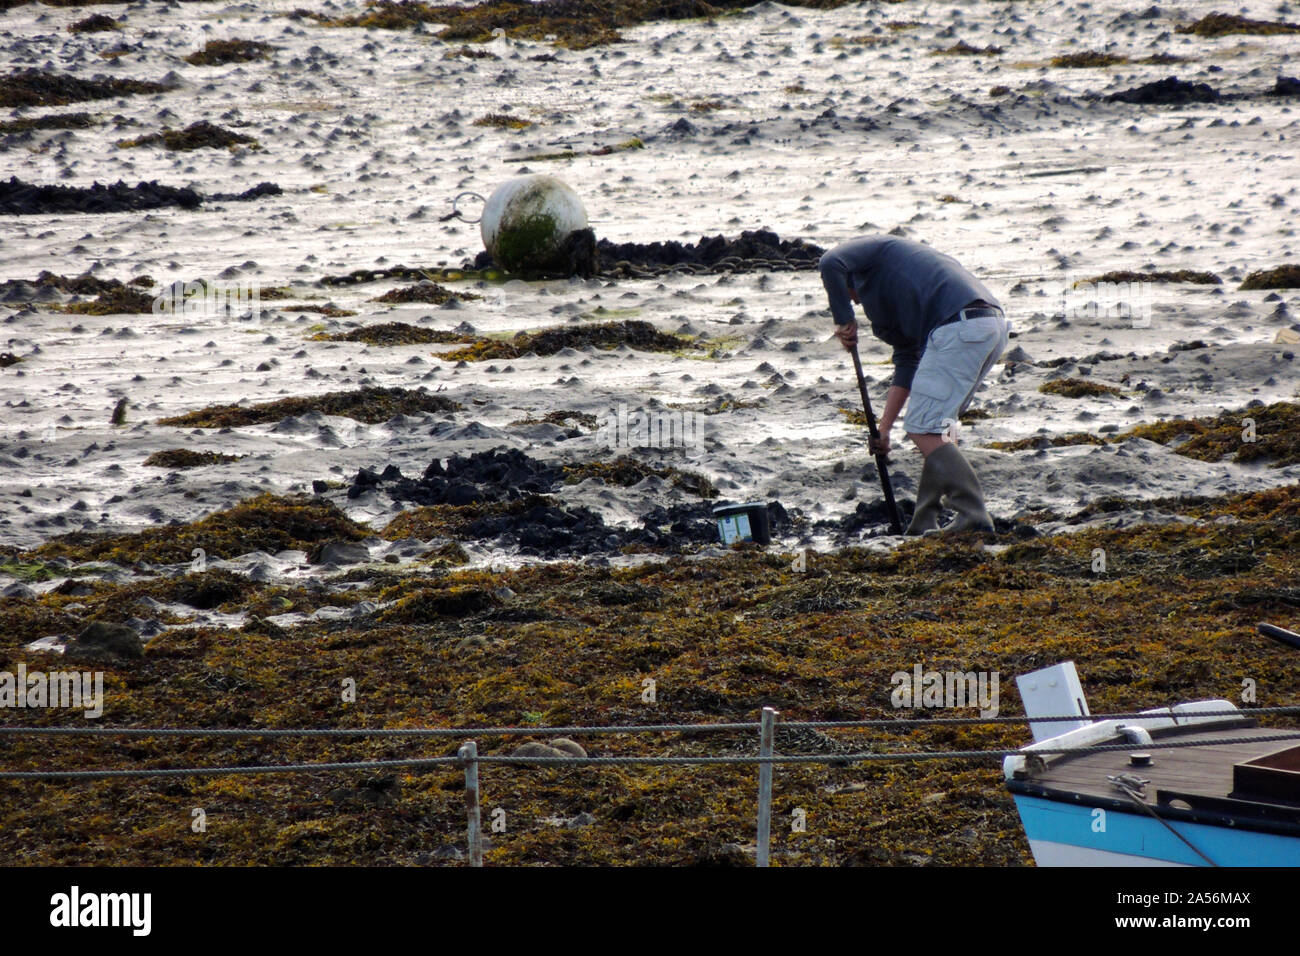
1124;402;1300;467
1175;12;1300;37
1039;378;1124;398
1239;264;1300;290
324;0;845;50
32;493;370;564
57;285;156;314
1050;51;1128;67
988;432;1106;451
381;496;554;540
0;70;174;108
283;304;357;317
932;41;1003;56
0;352;21;368
68;13;119;32
0;112;96;134
438;320;696;362
371;282;483;304
563;456;716;498
473;112;533;129
157;386;461;428
143;449;247;468
516;137;643;163
117;121;259;151
1082;269;1221;285
184;40;278;66
314;322;479;346
377;584;498;622
509;409;598;429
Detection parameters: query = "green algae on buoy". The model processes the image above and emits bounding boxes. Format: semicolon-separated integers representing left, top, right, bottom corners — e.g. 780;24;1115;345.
480;174;592;275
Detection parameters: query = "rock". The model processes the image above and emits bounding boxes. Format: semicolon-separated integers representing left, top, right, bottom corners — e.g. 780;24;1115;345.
565;811;597;828
308;540;370;565
510;742;567;759
547;737;587;758
66;620;143;661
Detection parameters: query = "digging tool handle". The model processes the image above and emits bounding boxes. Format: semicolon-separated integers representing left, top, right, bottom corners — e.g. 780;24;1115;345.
850;345;904;535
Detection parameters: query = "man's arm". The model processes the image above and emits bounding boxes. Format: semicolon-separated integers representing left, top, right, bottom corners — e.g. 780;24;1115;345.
818;248;859;326
890;344;921;391
871;385;909;454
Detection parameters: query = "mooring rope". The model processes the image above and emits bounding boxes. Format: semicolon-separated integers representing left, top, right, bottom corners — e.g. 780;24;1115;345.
2;732;1298;781
1;707;1296;739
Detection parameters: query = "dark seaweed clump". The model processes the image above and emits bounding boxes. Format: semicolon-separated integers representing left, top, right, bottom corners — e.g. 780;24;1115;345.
1039;378;1124;399
117;121;259;151
1084;269;1221;285
0;352;19;368
314;322;478;346
1175;12;1300;37
372;282;482;304
438;320;694;362
143;449;246;468
1239;264;1300;290
471;228;825;279
324;0;849;50
1105;76;1221;105
0;177;280;215
0;112;95;134
1050;51;1127;67
158;386;461;428
32;493;369;564
0;271;156;310
68;13;119;32
0;70;174;108
184;40;278;66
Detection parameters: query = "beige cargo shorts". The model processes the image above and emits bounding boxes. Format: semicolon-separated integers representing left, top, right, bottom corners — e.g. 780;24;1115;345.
903;308;1009;436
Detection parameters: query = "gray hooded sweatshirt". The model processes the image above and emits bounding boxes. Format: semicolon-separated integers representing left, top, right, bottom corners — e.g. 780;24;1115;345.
819;236;999;390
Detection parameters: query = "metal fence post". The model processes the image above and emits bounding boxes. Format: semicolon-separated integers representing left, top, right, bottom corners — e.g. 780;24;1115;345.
756;707;777;867
459;740;483;867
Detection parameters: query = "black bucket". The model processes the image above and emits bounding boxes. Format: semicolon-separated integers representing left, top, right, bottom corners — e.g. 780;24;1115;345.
712;502;771;546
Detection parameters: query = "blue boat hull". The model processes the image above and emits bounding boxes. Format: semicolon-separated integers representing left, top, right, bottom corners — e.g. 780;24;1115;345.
1013;794;1300;867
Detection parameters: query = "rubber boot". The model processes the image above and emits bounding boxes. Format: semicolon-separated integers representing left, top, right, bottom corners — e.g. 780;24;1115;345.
927;443;995;533
905;452;943;535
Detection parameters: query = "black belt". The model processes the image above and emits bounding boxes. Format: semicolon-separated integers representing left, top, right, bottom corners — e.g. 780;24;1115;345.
936;304;1003;329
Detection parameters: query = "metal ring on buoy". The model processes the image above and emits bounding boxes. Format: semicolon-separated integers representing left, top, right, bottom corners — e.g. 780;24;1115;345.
450;191;486;224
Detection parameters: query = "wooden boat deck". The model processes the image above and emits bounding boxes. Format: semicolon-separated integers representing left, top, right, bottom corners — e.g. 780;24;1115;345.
1011;720;1300;831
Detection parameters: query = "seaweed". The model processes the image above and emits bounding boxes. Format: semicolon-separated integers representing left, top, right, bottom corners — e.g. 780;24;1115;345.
1050;51;1127;68
472;112;533;129
31;493;370;564
1124;402;1300;467
1175;12;1300;37
184;40;277;66
371;283;482;304
117;121;260;151
0;112;96;134
436;320;696;362
58;285;156;314
1239;264;1300;290
1082;270;1221;285
68;13;119;32
932;41;1003;56
314;322;479;346
143;450;246;469
0;70;173;108
0;352;20;368
157;386;462;428
563;456;716;498
1038;378;1123;398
